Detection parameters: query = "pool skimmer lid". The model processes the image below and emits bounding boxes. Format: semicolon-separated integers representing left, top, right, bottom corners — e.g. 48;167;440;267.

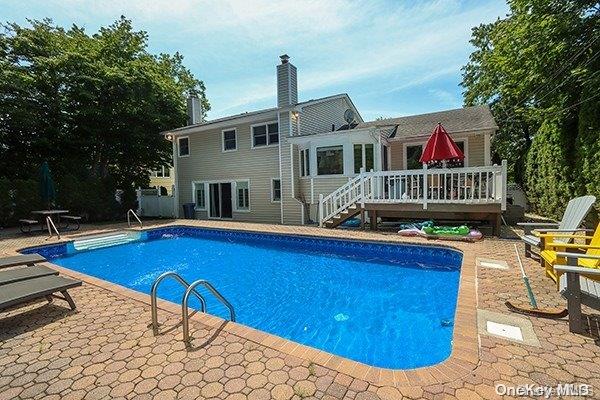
486;321;523;341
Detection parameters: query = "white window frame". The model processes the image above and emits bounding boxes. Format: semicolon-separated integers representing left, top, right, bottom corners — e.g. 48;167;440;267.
234;180;251;212
352;143;375;174
153;166;171;178
192;181;207;211
299;148;310;177
271;178;281;203
221;128;237;152
316;145;344;176
178;136;190;157
251;121;279;149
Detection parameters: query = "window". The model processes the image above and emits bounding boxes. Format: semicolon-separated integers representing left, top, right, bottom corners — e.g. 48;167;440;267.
222;129;237;152
178;137;190;157
406;144;423;169
271;179;281;202
252;122;279;147
317;145;343;175
452;141;466;167
193;182;206;210
299;149;310;177
153;166;170;178
353;144;375;173
236;181;250;210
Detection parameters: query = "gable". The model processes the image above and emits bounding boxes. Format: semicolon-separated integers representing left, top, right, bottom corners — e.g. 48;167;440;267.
298;97;359;136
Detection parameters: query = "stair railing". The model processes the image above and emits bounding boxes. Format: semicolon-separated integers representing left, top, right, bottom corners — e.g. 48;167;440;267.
46;216;61;240
319;170;370;227
127;209;143;228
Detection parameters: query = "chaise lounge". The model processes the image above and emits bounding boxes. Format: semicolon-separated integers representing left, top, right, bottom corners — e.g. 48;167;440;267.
0;254;82;312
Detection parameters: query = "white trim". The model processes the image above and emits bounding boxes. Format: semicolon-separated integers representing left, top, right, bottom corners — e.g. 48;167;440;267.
271;178;281;203
221;128;238;153
177;136;190;157
172;139;179;217
484;132;491;166
191;181;207;211
233;180;251;212
290;143;295;198
277;113;284;224
251;120;279;149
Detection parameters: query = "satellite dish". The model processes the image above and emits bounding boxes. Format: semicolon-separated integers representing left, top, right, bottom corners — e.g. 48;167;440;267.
343;109;355;125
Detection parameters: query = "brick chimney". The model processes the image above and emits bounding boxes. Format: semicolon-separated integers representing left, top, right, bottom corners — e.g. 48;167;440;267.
277;54;298;108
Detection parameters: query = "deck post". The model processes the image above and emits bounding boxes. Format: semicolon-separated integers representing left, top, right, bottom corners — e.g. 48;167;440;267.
422;164;428;210
318;194;324;227
369;210;377;231
360;167;366;208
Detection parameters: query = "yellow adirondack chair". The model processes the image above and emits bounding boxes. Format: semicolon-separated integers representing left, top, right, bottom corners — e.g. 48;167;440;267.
536;224;600;282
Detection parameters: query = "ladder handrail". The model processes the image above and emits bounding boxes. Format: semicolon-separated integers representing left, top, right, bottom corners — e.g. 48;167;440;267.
46;216;61;240
127;209;143;228
150;271;207;334
182;279;236;342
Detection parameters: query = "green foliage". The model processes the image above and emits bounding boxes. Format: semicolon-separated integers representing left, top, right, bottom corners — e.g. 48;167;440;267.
573;89;600;220
462;0;599;218
525;119;573;219
0;17;209;224
0;177;12;226
11;179;42;224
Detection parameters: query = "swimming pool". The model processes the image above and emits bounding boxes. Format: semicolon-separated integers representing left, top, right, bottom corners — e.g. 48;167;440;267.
23;226;462;369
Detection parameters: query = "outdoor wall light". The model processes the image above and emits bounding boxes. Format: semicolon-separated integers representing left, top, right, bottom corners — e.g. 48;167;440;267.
165;134;173;141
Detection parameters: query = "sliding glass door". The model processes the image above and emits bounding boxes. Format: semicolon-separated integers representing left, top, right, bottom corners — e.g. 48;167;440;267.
209;182;232;219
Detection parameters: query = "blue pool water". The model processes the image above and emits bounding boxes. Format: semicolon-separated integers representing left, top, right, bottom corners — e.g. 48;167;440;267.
23;227;462;369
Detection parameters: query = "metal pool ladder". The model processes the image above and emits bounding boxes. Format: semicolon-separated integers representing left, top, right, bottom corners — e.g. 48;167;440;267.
150;271;236;343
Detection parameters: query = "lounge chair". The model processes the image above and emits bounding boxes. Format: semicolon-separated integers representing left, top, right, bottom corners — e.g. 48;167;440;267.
518;195;596;257
537;223;600;282
555;261;600;333
0;275;81;311
0;265;58;285
0;254;47;269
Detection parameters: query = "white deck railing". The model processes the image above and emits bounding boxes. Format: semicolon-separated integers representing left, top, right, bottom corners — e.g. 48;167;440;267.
319;160;507;227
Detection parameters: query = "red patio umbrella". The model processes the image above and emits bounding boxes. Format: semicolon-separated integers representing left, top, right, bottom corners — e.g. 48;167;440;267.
419;122;464;165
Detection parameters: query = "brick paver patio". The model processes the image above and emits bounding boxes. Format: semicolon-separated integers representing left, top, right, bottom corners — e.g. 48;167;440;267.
1;220;599;399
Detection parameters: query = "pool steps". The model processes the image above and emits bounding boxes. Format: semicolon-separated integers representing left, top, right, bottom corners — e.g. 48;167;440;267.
73;231;142;251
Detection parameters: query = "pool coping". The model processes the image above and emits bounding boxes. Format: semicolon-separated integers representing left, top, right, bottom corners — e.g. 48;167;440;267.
18;223;479;387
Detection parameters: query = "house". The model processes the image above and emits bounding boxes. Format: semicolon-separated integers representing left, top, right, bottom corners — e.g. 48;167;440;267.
149;166;174;195
163;55;506;232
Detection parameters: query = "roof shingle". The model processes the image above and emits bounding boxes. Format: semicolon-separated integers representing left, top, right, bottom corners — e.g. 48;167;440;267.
359;105;497;138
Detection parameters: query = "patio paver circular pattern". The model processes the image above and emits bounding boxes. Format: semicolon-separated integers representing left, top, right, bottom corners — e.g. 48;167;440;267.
1;219;599;399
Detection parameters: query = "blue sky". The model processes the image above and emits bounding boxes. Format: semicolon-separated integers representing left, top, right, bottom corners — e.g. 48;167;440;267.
3;0;507;121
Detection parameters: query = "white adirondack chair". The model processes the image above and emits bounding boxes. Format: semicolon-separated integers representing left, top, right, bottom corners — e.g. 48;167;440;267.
519;195;596;257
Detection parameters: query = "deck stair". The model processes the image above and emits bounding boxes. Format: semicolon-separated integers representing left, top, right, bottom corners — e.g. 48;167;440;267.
324;204;362;228
73;231;141;251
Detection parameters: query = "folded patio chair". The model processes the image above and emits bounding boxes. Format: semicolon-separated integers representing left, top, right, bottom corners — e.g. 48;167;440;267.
0;275;82;311
555;262;600;333
538;223;600;282
518;195;596;257
0;265;58;286
0;254;46;269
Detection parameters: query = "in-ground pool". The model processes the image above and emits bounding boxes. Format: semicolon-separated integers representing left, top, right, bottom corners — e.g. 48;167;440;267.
23;226;462;369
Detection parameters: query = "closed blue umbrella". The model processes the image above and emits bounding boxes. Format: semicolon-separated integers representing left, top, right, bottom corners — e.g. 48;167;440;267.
39;161;56;208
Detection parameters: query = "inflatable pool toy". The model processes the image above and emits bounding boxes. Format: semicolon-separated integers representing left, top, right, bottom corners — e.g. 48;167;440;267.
422;225;470;236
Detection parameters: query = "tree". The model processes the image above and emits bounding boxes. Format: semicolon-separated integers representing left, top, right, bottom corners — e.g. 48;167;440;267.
462;0;599;217
0;17;210;214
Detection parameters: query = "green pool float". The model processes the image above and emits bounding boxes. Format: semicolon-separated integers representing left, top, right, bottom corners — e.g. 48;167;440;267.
422;225;470;236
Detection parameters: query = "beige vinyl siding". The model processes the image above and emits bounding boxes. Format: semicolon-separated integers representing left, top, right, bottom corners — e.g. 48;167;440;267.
467;133;484;166
298;176;351;222
299;98;352;135
175;119;281;223
279;111;303;224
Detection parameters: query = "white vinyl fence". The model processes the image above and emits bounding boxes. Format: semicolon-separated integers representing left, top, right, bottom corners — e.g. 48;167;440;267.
137;188;175;218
